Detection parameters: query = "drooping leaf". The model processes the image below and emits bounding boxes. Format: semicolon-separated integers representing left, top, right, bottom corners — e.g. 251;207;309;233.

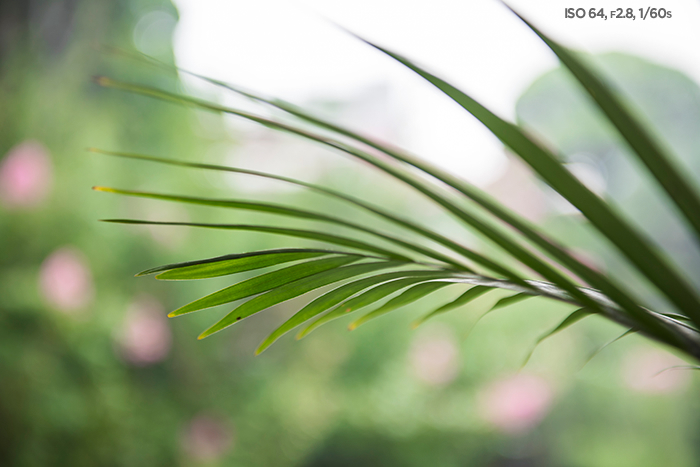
491;292;534;311
412;285;492;327
170;255;361;317
583;328;638;368
522;307;594;367
350;281;453;329
198;260;407;339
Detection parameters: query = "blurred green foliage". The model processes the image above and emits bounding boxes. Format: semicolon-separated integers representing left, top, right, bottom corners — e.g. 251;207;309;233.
1;1;700;466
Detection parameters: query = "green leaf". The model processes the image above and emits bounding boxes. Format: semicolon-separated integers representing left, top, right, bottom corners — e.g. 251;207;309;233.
509;5;700;244
91;148;496;275
170;255;361;317
522;308;593;367
298;276;447;338
359;36;700;335
491;292;534;311
412;285;491;327
182;68;674;345
256;269;451;354
94;187;469;271
101;219;413;261
137;248;335;279
583;329;638;368
198;260;406;339
350;281;453;329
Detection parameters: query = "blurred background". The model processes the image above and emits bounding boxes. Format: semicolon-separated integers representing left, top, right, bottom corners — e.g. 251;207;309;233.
2;0;700;466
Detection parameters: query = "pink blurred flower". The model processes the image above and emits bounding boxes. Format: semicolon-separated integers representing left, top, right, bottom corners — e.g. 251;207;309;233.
182;413;233;461
39;247;94;312
409;328;460;386
0;140;53;209
117;295;171;366
478;373;553;434
623;347;690;394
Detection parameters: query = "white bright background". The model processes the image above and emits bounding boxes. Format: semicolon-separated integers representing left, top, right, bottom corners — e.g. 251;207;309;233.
158;0;700;186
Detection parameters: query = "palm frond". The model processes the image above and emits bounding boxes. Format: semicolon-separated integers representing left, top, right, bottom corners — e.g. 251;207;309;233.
94;9;700;361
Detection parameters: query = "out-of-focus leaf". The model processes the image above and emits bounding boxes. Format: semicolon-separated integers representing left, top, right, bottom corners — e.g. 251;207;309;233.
412;285;492;327
509;5;700;244
170;256;361;317
198;260;406;339
94;187;468;271
491;292;534;311
583;329;638;367
360;35;700;335
101;219;413;261
350;281;453;329
522;307;593;366
92;148;502;276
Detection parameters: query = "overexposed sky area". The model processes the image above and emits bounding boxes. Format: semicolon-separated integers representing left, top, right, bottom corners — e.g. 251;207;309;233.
165;0;700;186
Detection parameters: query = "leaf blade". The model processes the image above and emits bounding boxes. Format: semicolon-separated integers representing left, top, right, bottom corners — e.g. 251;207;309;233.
412;285;492;327
350;281;453;329
170;255;360;317
198;260;408;339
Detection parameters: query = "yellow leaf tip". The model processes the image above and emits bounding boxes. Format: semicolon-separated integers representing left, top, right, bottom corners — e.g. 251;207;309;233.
93;76;112;86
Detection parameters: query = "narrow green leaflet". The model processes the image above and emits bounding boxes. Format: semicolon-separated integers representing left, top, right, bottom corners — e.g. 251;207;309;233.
170;255;360;317
94;187;468;271
92;148;504;276
509;6;700;243
198;260;406;339
583;329;638;368
136;248;335;279
522;308;593;367
359;36;700;333
491;292;534;311
469;293;537;331
256;270;450;354
350;281;453;330
413;285;492;327
102;219;413;261
298;276;446;338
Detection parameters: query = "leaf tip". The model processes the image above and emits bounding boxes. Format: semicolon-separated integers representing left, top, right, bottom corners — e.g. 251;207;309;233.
93;75;112;87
